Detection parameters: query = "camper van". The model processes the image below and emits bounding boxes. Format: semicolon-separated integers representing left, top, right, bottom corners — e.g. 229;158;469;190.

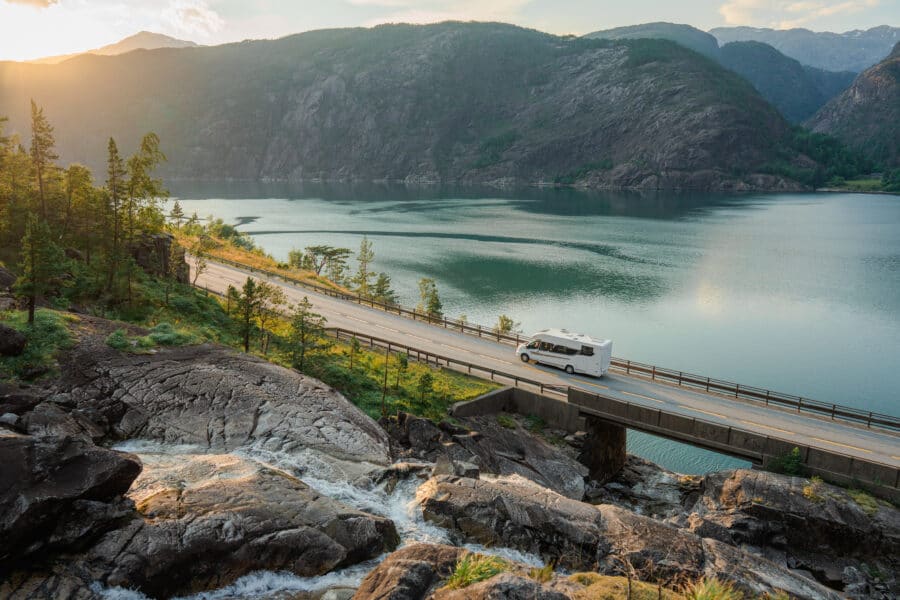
516;328;612;377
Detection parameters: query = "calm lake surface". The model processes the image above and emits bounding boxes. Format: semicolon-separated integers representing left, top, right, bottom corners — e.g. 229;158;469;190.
170;182;900;474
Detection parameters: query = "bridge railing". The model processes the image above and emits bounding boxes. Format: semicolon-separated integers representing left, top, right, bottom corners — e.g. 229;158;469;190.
201;256;900;433
326;327;568;397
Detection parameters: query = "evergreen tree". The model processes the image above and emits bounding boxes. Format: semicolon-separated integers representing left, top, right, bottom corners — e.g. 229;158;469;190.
352;236;376;297
417;278;443;321
170;200;185;228
237;277;262;353
105;138;126;296
288;296;328;370
372;272;397;305
29;100;58;220
124;133;166;302
16;213;65;323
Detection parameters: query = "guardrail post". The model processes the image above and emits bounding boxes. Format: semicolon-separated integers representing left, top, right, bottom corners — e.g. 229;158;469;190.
651;366;656;380
735;384;740;398
798;399;803;413
678;372;683;386
706;377;710;392
626;361;631;374
765;391;770;406
831;405;835;420
867;412;872;428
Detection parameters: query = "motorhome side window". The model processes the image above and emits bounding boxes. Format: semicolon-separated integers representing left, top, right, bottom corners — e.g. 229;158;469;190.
527;341;539;349
539;342;553;351
580;345;594;356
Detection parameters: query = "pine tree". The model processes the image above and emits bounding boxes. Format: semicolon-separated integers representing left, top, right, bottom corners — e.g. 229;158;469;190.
288;296;328;370
170;200;185;228
352;236;376;297
105;138;125;295
29;100;58;220
16;213;65;324
373;272;397;305
237;277;261;353
418;278;443;321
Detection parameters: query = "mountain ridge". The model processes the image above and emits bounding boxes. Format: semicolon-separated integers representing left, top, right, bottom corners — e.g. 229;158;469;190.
0;22;828;190
27;31;198;65
807;41;900;167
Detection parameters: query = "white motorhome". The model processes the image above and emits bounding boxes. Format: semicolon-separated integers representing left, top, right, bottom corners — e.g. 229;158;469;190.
516;328;612;377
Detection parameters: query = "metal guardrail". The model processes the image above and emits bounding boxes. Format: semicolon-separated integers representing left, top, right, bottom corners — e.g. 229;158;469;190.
327;327;568;397
202;255;900;433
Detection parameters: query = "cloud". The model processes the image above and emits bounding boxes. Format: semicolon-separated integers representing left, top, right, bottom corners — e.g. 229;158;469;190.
3;0;58;7
719;0;880;28
163;0;224;35
349;0;533;25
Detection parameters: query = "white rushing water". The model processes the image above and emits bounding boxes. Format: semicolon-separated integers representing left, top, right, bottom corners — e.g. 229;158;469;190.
98;441;544;599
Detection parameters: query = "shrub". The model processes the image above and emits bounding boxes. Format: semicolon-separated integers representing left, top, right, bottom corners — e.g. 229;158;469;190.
496;414;518;429
525;414;546;434
105;329;130;350
444;554;509;590
148;322;195;346
528;563;554;583
0;310;74;380
683;577;744;600
848;488;883;516
767;447;804;476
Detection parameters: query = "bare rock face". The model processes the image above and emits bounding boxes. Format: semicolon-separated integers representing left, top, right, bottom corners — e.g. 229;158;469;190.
417;475;841;600
684;469;900;593
60;336;392;466
81;453;399;598
0;430;141;565
384;412;587;500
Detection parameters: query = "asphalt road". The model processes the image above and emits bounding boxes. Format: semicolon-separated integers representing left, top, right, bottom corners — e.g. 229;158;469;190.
194;259;900;469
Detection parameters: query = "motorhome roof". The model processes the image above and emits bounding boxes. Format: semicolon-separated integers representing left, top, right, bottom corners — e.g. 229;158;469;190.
534;328;609;346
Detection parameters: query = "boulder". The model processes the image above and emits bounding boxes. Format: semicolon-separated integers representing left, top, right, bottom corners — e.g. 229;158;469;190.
684;469;900;593
354;543;463;600
0;384;43;416
0;323;27;357
0;570;99;600
417;475;841;599
59;333;392;467
0;430;141;565
82;452;399;598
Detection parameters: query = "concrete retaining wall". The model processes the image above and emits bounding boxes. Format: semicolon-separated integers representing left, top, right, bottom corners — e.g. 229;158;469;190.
451;387;585;432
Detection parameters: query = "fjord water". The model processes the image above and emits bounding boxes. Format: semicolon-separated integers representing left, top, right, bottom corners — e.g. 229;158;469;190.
171;183;900;474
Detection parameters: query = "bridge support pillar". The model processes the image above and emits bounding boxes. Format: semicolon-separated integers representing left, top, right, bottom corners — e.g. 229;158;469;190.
578;416;626;484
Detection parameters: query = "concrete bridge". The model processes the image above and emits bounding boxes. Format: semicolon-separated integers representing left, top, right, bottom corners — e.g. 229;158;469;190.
193;257;900;501
452;387;900;501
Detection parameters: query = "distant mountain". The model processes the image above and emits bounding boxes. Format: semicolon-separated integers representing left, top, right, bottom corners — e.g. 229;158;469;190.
28;31;198;65
710;25;900;73
584;22;720;58
585;23;854;122
718;41;855;122
807;43;900;167
0;23;813;191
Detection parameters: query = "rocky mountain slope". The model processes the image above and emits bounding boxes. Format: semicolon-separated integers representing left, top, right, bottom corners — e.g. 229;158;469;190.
1;22;809;191
807;42;900;167
586;22;855;122
27;31;198;65
711;25;900;73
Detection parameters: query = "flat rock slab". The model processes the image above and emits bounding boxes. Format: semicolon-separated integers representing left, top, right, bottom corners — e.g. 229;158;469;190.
61;339;392;466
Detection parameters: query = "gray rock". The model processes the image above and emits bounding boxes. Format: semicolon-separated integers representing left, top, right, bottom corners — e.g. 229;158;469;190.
0;430;141;565
0;323;27;357
431;456;480;479
418;475;841;599
684;469;900;593
83;452;399;598
353;543;464;600
0;412;19;426
59;332;392;466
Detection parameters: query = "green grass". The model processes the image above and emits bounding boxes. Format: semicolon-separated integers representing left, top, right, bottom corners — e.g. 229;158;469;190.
528;563;554;583
683;578;744;600
0;309;74;381
848;488;884;516
443;554;509;590
496;413;518;429
105;322;199;353
840;178;884;192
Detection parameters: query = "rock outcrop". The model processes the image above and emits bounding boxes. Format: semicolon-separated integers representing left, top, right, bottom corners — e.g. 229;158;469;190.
58;329;392;467
417;474;841;599
0;430;141;565
78;452;398;597
384;412;587;500
354;543;463;600
128;232;189;284
684;469;900;593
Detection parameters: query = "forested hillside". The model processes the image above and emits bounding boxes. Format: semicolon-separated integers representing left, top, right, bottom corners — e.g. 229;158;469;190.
0;22;844;191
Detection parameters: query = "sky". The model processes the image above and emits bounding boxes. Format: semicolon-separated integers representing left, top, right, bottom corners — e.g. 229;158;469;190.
0;0;897;61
